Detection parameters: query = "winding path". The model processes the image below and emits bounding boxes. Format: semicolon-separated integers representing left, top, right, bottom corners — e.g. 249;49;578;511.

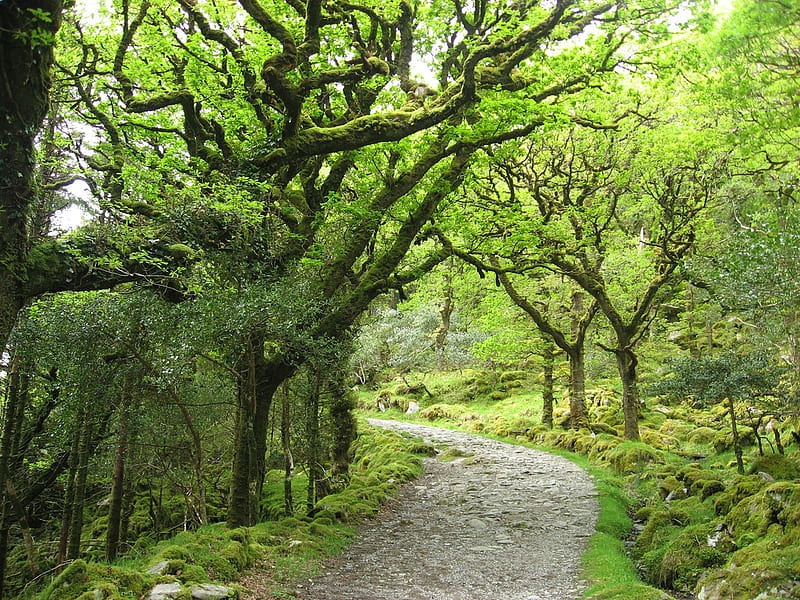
292;420;599;600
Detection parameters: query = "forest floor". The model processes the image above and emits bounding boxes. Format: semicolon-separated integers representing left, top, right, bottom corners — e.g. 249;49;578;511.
281;419;599;600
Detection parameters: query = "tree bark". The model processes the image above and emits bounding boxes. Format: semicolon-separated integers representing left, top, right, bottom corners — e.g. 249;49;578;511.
615;348;641;441
106;424;127;561
329;379;357;483
567;349;589;430
0;354;27;595
306;371;323;514
729;397;745;475
541;345;556;429
58;424;81;564
228;335;294;527
67;413;91;559
281;385;294;517
0;0;63;351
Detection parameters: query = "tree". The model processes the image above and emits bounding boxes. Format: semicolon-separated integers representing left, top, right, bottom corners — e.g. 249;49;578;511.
443;108;726;440
647;351;785;473
493;267;599;429
50;0;690;525
0;0;65;350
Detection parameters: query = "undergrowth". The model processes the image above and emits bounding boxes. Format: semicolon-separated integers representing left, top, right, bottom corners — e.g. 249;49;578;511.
32;424;429;600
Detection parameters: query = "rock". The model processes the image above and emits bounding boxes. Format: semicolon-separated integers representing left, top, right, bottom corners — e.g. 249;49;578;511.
191;583;235;599
406;401;420;414
468;518;488;529
758;471;777;483
146;560;170;575
145;582;183;600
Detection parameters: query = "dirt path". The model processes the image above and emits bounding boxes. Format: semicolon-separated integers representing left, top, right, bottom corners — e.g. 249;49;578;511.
290;419;599;600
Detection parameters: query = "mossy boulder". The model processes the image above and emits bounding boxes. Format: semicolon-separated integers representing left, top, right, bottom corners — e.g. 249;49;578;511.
658;476;687;500
499;370;528;382
695;539;800;600
713;475;770;516
700;479;726;501
41;561;154;600
219;541;249;569
589;422;619;436
365;389;409;412
606;442;664;474
726;482;800;542
655;523;728;592
658;419;695;439
677;465;723;496
40;560;90;600
748;454;800;481
634;509;691;555
712;427;755;454
687;426;717;445
157;545;194;561
419;403;467;421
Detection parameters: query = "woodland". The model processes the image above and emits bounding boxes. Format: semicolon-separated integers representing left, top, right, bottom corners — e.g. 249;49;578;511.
0;0;799;598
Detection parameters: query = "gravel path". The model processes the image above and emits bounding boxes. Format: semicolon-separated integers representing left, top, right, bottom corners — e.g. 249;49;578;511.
290;419;599;600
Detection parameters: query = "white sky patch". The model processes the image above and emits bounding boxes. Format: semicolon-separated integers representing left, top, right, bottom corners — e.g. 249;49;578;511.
50;180;94;233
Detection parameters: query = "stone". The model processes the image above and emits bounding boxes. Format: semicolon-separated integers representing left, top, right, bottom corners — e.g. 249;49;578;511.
406;401;420;414
468;518;488;530
191;583;235;599
145;582;182;600
146;560;170;575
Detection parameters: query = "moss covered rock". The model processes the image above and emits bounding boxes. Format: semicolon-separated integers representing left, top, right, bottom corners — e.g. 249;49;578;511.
748;454;800;481
726;481;800;542
712;427;756;454
687;426;717;445
656;523;727;591
713;475;770;516
419;403;467;420
606;442;664;474
40;560;90;600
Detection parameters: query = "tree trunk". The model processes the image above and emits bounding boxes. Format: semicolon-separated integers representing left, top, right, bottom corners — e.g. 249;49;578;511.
774;426;784;455
67;414;91;559
616;349;641;441
120;478;135;551
228;336;294;528
567;349;588;429
58;423;81;564
281;386;293;517
306;371;323;514
729;397;745;475
173;400;208;527
0;510;10;600
0;0;63;351
433;269;455;369
2;479;38;577
106;425;127;561
0;353;27;595
541;345;556;429
329;379;357;484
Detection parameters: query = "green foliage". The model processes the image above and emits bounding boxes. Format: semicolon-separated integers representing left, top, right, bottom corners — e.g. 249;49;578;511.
647;351;784;404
